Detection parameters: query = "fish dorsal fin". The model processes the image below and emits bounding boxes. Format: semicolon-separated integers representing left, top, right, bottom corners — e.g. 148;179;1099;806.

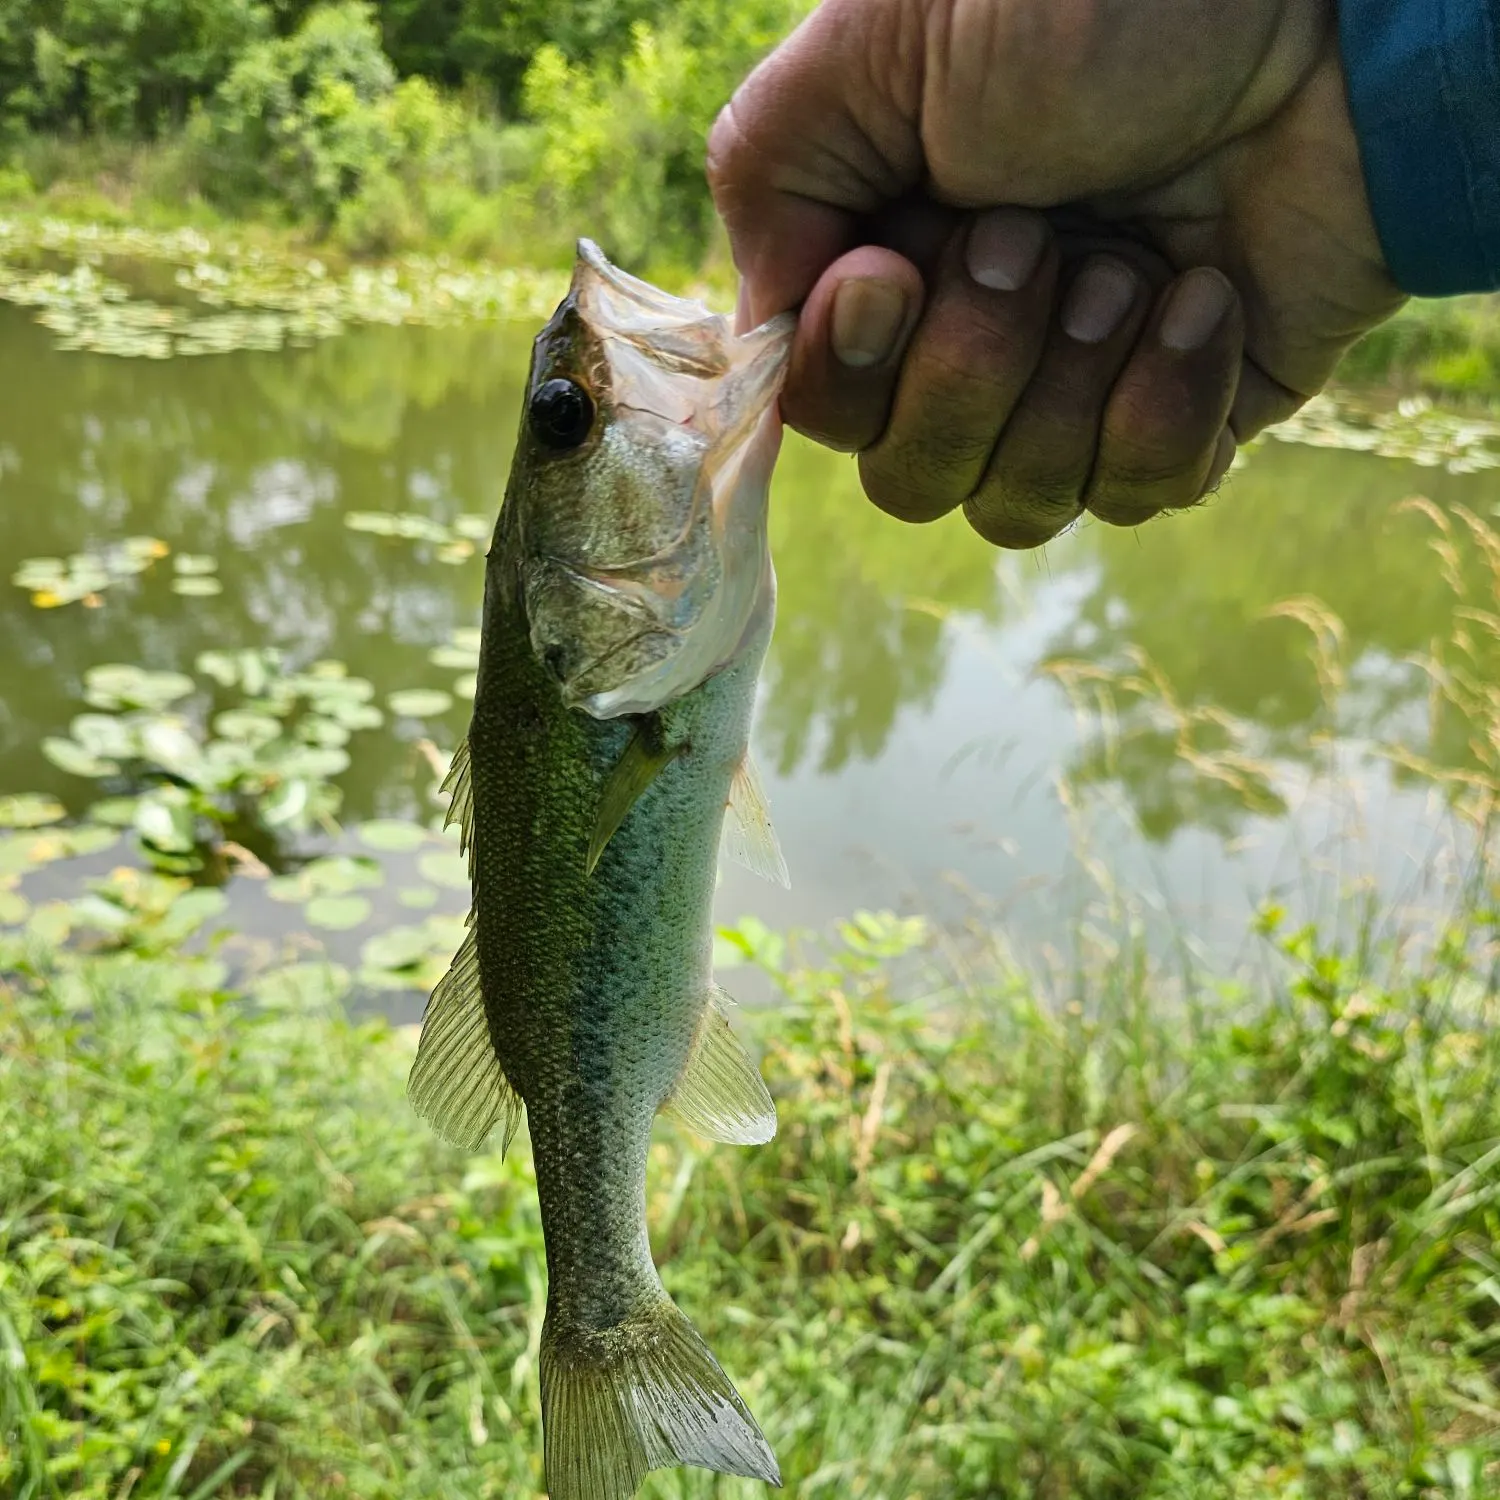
588;722;681;876
408;912;523;1154
441;735;475;877
661;985;776;1146
721;751;789;889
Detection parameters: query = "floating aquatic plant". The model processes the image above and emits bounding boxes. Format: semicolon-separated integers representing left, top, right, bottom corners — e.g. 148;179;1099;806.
1266;392;1500;475
0;215;569;360
12;536;169;607
39;653;384;873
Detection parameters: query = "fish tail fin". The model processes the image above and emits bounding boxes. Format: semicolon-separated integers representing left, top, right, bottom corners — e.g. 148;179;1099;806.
540;1294;780;1500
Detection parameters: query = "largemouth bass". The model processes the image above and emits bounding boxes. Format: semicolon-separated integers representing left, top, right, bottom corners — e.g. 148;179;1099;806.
407;240;795;1500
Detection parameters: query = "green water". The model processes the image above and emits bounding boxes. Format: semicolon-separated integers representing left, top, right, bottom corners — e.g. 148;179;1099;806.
1;301;1494;1010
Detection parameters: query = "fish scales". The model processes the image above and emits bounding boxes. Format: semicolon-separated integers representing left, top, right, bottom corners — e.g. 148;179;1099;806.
407;239;795;1500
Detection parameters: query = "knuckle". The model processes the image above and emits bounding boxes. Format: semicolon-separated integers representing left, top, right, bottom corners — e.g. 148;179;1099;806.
964;487;1080;549
858;452;960;524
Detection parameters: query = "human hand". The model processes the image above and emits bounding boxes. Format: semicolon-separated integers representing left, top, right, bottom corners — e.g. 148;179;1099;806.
707;0;1406;547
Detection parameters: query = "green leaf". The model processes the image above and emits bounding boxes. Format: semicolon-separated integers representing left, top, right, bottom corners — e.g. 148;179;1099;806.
358;819;428;852
171;576;223;597
173;554;219;575
42;737;118;779
270;745;350;779
139;717;205;779
61;825;120;857
388;689;453;718
428;645;480;671
0;794;66;829
157;887;230;944
360;923;440;972
135;793;197;854
84;664;195;712
305;894;372;931
252;962;351;1011
213;710;282;748
87;796;141;828
70;712;137;760
417;851;469;890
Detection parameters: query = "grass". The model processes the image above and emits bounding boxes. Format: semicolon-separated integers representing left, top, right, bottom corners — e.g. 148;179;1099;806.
2;878;1499;1498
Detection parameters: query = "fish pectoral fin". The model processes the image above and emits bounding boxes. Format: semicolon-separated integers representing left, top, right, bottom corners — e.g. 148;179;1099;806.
407;918;523;1154
541;1293;780;1500
661;985;776;1146
721;750;790;888
587;720;682;875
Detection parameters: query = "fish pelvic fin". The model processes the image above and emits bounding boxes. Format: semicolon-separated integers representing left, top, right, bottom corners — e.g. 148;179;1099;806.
588;720;682;876
540;1295;781;1500
407;918;523;1154
721;751;790;888
661;985;776;1146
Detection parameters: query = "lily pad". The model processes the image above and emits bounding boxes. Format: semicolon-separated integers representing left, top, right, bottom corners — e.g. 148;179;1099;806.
360;923;439;973
0;886;31;925
134;793;197;853
173;554;219;575
42;736;118;779
305;894;372;931
388;689;453;718
0;794;66;829
358;819;428;852
428;645;478;671
397;885;439;909
454;674;478;700
172;576;223;597
267;855;384;902
87;795;141;828
84;664;195;712
418;850;469;890
213;709;282;747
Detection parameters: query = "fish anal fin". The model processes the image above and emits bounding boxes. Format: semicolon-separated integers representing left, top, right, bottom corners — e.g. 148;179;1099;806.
540;1295;780;1500
407;920;523;1154
721;751;789;889
661;985;776;1146
588;722;681;876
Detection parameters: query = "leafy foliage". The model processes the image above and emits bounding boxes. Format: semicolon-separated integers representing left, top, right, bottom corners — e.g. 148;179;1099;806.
1;901;1497;1496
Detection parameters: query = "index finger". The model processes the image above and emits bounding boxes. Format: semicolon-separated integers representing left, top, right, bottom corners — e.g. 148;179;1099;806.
705;1;924;323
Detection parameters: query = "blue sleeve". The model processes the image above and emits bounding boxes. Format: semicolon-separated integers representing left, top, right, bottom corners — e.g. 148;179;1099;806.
1339;0;1500;295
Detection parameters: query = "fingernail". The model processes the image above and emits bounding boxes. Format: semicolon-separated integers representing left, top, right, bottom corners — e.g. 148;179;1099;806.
966;208;1048;292
1159;269;1233;351
831;278;908;368
1061;258;1138;344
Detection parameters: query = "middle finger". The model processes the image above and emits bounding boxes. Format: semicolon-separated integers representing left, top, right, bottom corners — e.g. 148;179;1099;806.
858;208;1058;524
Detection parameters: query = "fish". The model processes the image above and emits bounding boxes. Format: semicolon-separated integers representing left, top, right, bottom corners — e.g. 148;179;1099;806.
406;238;796;1500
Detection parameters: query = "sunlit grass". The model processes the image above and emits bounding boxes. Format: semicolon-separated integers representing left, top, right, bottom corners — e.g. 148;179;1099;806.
2;877;1498;1498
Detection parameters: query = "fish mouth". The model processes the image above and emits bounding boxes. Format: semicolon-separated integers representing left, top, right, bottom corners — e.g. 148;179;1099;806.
571;238;795;446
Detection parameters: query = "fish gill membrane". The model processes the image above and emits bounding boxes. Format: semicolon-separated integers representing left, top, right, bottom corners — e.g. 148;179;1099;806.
406;239;796;1500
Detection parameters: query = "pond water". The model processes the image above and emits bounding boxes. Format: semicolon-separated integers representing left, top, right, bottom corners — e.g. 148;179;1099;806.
1;298;1497;1017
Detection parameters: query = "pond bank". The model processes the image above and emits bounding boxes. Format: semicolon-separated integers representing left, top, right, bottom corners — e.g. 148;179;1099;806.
2;897;1498;1497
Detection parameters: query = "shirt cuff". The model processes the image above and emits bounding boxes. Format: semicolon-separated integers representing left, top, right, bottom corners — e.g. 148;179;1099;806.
1339;0;1500;295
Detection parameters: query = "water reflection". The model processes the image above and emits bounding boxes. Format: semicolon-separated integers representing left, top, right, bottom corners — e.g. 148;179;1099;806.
0;301;1494;967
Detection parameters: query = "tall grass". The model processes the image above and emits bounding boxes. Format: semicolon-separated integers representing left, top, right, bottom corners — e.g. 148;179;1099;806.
2;876;1498;1497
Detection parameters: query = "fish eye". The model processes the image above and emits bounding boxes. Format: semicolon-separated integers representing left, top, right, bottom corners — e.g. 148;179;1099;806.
529;378;595;451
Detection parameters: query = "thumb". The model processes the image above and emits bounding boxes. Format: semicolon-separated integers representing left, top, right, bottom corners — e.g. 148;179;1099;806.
707;0;925;325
